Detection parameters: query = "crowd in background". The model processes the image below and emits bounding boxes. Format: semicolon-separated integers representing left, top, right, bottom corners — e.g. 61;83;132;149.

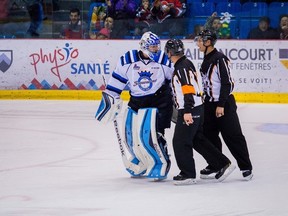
0;0;287;39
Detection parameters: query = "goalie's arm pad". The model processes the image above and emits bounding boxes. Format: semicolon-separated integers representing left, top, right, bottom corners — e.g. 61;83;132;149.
95;91;123;123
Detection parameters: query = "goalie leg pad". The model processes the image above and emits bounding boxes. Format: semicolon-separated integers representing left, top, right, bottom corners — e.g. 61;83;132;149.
122;108;147;176
137;108;171;179
95;92;123;124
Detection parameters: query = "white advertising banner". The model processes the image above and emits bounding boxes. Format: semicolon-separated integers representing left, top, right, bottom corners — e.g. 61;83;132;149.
0;39;287;93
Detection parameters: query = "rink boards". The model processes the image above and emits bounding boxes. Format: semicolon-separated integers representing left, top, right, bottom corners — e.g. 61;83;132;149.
0;39;287;103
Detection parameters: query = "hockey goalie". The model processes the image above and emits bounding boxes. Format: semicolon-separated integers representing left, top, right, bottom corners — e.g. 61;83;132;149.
95;31;173;180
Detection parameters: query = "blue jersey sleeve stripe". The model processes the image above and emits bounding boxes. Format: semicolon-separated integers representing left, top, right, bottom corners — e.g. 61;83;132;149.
132;50;139;62
121;50;139;65
106;84;122;94
120;56;124;66
112;71;128;84
125;52;132;64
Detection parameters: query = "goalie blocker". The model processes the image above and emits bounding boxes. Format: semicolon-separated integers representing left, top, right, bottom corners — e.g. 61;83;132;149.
95;93;170;180
95;91;123;123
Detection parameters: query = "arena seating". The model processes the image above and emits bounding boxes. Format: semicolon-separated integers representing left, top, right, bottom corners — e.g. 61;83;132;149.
1;0;287;39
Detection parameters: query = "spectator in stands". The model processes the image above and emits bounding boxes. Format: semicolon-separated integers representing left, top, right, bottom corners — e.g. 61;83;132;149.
150;0;186;37
60;8;87;39
134;0;155;37
105;0;137;38
187;24;204;39
204;12;232;39
89;4;107;35
90;16;114;39
247;16;279;39
278;14;288;40
25;0;44;38
204;12;221;34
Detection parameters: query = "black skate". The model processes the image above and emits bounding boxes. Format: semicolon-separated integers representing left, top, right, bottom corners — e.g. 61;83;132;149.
200;167;218;179
173;174;197;186
215;163;236;182
242;170;253;181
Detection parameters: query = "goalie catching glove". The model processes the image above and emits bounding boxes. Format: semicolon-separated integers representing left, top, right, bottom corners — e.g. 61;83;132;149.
95;91;123;123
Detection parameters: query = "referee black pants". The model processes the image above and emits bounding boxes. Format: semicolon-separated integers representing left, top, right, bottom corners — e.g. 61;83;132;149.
172;105;231;178
203;94;253;171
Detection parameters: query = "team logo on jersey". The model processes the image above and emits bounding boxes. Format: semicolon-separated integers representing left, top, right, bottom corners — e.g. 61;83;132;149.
134;71;154;91
0;50;13;73
133;64;140;70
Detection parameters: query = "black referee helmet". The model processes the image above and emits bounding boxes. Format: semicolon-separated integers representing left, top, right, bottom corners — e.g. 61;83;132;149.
196;29;217;46
164;39;185;56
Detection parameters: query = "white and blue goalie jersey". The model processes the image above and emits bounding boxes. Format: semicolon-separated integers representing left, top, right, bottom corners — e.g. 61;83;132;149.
105;50;174;98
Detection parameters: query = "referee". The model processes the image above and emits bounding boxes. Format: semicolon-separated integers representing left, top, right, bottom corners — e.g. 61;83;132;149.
164;39;235;185
195;30;253;180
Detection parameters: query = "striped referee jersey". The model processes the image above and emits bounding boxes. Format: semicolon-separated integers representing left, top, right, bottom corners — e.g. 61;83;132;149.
200;49;234;107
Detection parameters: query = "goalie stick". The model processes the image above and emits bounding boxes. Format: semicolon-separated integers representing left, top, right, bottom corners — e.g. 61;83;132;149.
101;76;146;176
113;119;146;175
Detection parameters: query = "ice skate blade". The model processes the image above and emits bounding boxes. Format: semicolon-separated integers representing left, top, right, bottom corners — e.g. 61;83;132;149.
153;176;167;182
200;173;216;179
173;178;197;186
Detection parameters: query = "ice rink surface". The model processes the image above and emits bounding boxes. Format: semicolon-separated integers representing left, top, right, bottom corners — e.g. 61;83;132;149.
0;100;288;216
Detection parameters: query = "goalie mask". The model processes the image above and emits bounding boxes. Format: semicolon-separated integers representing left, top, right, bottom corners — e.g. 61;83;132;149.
139;31;161;61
